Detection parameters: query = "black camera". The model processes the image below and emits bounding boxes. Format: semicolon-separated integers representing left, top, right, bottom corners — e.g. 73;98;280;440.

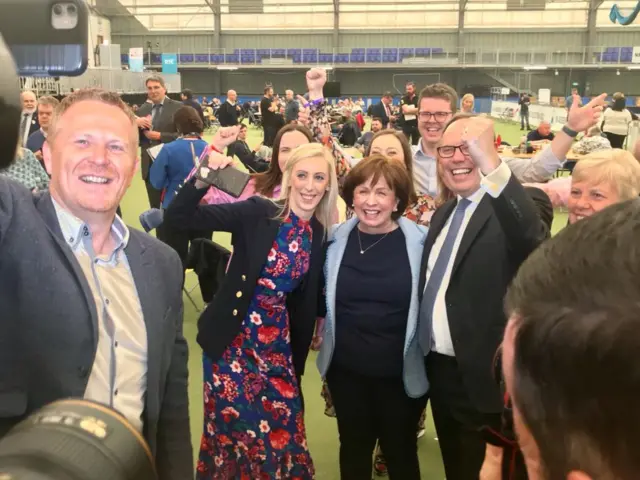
0;399;157;480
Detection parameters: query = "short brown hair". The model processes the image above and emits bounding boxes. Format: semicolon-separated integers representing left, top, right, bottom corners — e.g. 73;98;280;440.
505;198;640;479
342;154;413;220
418;83;458;113
38;95;60;108
364;129;417;203
173;105;204;134
145;74;166;88
49;88;136;141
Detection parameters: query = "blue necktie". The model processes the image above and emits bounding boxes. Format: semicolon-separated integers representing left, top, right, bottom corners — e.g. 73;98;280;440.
419;198;471;354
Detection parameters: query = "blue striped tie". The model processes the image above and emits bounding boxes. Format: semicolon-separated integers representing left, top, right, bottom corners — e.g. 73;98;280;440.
419;198;471;354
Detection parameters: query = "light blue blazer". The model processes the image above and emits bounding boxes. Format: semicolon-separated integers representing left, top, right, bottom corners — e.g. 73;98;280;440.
316;216;430;399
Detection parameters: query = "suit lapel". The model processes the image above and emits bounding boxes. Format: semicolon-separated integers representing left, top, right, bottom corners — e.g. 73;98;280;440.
419;200;455;295
248;213;281;284
35;193;99;346
451;195;492;276
124;234;163;421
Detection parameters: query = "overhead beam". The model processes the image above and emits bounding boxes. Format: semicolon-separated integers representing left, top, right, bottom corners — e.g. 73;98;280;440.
204;0;222;96
457;0;467;54
586;0;604;63
333;0;340;50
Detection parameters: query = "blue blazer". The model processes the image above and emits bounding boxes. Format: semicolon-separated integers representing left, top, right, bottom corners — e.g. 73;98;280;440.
317;216;429;398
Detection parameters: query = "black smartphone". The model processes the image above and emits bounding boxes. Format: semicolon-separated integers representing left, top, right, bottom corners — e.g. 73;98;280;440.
0;0;89;76
0;34;21;168
195;164;251;199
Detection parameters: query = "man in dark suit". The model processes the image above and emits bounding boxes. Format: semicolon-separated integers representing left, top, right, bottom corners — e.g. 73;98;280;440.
20;90;40;146
417;115;550;479
136;75;183;209
0;88;193;480
217;89;243;127
227;123;269;173
370;92;395;129
180;88;205;123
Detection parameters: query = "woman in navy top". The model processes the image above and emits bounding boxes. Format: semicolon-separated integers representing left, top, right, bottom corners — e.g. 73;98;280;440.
151;105;212;265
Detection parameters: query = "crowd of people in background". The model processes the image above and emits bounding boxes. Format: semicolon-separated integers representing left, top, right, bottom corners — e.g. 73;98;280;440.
3;67;640;480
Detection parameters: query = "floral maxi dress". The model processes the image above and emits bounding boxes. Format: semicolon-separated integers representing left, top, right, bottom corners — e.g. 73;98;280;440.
197;211;315;480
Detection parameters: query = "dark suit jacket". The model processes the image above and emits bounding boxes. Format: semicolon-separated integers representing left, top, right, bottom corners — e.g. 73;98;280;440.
137;98;183;180
182;98;205;123
419;177;550;413
217;101;241;127
164;182;326;377
370;102;390;127
227;140;269;173
0;178;193;480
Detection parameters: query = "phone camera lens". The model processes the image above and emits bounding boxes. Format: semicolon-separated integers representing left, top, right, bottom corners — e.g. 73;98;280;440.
53;4;63;15
67;4;77;14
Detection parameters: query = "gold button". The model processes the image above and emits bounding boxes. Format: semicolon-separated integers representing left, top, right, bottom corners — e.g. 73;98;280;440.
241;275;246;281
232;309;238;316
236;291;242;298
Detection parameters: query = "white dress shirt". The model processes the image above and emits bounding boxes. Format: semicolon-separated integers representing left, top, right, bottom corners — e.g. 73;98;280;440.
411;142;439;197
426;161;512;356
53;199;148;431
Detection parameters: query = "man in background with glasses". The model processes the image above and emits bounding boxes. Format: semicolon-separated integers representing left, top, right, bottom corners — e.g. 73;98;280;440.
412;84;607;199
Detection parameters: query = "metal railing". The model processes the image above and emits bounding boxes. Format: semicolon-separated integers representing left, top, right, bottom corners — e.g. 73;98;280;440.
120;46;637;67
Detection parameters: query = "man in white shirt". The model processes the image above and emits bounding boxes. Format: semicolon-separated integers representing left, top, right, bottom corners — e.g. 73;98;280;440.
19;90;39;147
416;115;553;479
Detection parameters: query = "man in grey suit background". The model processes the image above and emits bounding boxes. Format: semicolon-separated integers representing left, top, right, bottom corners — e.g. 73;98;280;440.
136;75;183;209
0;88;193;479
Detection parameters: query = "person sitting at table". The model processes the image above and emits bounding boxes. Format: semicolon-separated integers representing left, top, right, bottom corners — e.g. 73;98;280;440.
526;121;555;142
572;125;611;156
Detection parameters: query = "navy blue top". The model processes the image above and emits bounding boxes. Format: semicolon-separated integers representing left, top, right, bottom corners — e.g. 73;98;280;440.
149;137;208;208
26;130;46;155
333;227;411;377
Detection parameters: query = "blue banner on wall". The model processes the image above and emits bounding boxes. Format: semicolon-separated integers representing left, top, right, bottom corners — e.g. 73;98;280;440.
162;54;178;74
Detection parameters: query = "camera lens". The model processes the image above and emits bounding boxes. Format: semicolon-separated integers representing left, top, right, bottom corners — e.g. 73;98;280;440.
67;4;77;14
0;399;157;480
52;4;63;15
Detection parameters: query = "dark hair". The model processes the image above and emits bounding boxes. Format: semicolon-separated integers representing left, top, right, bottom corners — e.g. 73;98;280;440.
239;123;248;131
181;88;193;99
173;106;203;134
145;74;166;88
612;92;626;111
371;117;383;126
264;86;273;95
418;83;458;113
252;123;313;197
382;91;393;98
342;154;413;220
364;129;416;203
505;199;640;480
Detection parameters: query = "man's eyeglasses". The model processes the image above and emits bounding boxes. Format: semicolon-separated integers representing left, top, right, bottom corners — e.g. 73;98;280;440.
418;111;452;122
437;144;469;158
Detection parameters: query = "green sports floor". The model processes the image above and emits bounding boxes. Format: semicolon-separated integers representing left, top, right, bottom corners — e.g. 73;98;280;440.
120;120;566;479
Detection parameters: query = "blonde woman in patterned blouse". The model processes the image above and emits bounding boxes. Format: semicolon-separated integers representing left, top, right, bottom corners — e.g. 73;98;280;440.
0;145;49;192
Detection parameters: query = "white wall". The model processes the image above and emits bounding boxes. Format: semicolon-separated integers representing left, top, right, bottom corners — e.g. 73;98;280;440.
88;12;112;67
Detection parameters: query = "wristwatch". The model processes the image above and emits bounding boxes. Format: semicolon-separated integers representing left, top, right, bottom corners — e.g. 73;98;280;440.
562;125;579;138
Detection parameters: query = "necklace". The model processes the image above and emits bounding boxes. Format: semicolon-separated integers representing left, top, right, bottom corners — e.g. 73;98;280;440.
357;228;391;254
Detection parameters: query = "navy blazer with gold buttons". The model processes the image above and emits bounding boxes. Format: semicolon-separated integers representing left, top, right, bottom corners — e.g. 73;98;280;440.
164;180;327;377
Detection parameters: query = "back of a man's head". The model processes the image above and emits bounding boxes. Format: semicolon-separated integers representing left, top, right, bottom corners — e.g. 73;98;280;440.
505;199;640;479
